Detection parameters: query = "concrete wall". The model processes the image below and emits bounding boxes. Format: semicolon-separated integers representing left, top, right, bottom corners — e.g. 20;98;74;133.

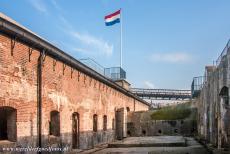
127;111;197;137
196;49;230;149
0;33;149;152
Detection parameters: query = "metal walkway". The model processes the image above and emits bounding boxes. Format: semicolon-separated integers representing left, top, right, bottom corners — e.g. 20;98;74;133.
131;88;191;100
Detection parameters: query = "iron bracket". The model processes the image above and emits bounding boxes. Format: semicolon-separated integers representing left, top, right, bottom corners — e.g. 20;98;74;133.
41;50;46;65
78;71;81;81
63;63;66;75
94;79;96;88
71;67;74;78
84;74;86;83
28;47;33;62
11;36;17;56
53;59;57;71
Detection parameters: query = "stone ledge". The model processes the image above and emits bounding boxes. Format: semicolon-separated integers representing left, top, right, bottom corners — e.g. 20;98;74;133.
108;136;186;148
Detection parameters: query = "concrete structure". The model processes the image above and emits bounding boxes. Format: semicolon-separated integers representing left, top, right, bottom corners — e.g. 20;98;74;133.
0;13;149;153
127;111;197;137
108;136;186;147
195;40;230;150
94;137;209;154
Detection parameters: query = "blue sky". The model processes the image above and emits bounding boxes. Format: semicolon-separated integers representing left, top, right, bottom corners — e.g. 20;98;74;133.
1;0;230;89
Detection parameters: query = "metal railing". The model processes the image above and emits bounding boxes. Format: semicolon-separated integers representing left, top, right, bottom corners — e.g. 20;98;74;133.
79;58;105;75
191;76;205;98
216;39;230;66
131;88;191;100
79;59;126;81
104;67;126;80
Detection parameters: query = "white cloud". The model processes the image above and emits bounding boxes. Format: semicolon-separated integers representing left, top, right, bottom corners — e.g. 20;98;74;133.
59;16;73;30
51;0;62;12
58;16;113;57
28;0;114;57
73;48;91;54
28;0;47;13
144;81;156;89
70;31;113;56
150;52;192;63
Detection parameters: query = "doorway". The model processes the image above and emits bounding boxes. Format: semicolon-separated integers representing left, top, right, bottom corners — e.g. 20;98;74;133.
72;112;80;149
0;106;17;141
116;108;127;140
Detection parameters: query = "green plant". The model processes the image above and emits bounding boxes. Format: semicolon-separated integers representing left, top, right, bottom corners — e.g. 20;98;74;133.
151;103;192;120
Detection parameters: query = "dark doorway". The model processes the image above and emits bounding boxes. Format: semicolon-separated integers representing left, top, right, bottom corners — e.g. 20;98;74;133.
93;114;98;132
219;86;229;105
115;108;125;140
72;112;80;149
103;115;107;131
0;106;17;141
0;111;7;140
49;110;60;136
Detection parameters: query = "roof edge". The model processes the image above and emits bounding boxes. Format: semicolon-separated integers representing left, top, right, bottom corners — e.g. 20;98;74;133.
0;13;150;107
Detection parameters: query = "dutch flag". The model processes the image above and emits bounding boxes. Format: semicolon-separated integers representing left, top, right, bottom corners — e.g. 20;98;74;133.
104;10;121;26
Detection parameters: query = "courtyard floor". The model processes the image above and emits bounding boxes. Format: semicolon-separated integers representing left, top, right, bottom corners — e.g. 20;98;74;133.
81;136;210;154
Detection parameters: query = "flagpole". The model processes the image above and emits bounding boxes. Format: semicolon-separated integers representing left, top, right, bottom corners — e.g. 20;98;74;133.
120;8;123;68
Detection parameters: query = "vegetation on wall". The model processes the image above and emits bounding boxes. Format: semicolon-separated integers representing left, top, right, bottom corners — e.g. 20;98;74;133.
151;102;196;120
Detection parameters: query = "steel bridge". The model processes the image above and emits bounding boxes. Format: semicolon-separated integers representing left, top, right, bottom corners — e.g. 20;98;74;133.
130;88;191;100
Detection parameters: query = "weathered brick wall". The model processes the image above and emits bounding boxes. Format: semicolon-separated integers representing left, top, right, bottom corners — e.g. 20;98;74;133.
0;33;149;151
196;55;230;149
196;66;219;146
0;33;39;149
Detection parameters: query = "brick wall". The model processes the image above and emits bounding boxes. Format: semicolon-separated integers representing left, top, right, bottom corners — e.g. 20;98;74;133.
0;33;149;151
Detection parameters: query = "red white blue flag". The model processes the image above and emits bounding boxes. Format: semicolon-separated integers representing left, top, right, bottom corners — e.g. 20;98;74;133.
104;10;121;26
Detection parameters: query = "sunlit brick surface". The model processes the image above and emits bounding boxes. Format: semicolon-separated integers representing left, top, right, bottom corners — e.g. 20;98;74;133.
0;34;148;150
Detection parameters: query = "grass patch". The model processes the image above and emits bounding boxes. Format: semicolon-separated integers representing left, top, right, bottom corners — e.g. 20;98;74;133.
151;103;192;120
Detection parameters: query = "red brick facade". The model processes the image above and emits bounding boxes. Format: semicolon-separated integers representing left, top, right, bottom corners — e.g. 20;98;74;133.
0;31;148;151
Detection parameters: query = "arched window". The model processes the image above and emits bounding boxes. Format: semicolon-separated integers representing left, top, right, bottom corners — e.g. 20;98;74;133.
220;86;229;105
126;107;130;112
103;115;107;131
0;106;17;141
93;114;98;132
49;110;60;136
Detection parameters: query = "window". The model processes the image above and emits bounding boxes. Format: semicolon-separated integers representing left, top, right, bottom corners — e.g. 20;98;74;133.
126;107;130;112
103;115;107;131
49;111;60;136
0;107;17;142
93;114;98;132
